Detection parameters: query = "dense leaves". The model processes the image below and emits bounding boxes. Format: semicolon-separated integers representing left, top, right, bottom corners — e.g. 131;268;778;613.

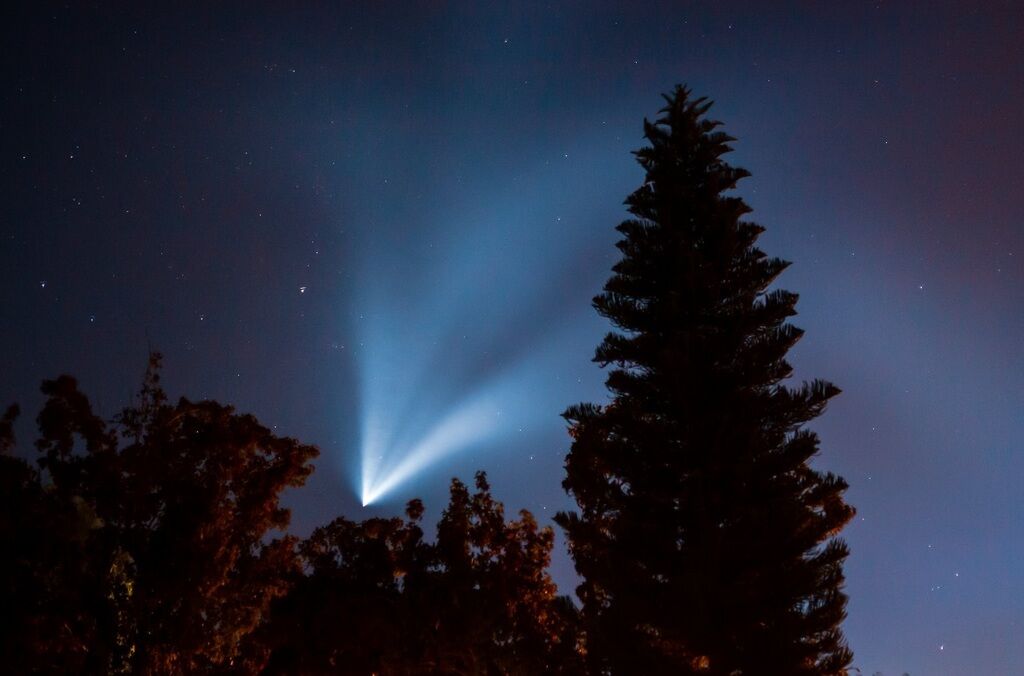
1;355;318;674
555;86;855;675
262;473;579;675
0;359;576;675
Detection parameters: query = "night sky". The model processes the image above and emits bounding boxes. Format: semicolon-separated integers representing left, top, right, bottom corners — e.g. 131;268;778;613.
2;3;1022;673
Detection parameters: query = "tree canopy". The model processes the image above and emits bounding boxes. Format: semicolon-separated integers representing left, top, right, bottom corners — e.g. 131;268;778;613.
262;472;579;675
0;357;577;675
1;354;318;673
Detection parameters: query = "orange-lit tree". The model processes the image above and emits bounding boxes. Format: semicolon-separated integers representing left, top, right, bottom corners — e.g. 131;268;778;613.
0;355;317;673
262;472;580;675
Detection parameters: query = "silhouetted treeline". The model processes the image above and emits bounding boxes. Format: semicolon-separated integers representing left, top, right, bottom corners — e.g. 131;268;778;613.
259;473;580;674
0;356;577;674
0;85;854;675
0;356;314;673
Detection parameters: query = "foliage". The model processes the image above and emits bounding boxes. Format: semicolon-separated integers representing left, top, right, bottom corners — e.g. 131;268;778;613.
0;358;577;675
261;472;581;675
0;354;318;674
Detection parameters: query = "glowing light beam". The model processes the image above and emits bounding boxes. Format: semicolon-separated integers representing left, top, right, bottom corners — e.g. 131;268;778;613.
361;396;502;505
348;135;616;507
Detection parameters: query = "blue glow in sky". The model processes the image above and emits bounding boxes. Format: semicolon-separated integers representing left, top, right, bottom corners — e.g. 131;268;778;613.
348;133;626;506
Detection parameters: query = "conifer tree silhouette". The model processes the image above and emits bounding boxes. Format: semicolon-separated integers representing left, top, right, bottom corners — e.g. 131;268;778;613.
556;86;855;675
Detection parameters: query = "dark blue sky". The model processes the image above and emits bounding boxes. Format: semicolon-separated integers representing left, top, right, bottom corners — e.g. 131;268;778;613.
2;3;1022;673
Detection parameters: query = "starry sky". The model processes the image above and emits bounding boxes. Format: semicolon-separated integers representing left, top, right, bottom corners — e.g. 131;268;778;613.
2;3;1022;673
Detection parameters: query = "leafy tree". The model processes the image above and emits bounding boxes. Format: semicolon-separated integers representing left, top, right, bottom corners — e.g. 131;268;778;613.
258;501;431;674
0;354;318;673
424;472;578;675
263;472;581;675
0;401;121;673
1;356;578;675
555;86;855;674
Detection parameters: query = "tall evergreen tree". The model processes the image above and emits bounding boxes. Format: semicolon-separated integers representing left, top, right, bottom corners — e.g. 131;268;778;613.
555;86;855;675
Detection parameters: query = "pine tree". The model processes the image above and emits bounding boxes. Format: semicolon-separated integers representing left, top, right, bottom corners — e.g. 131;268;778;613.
555;86;855;675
